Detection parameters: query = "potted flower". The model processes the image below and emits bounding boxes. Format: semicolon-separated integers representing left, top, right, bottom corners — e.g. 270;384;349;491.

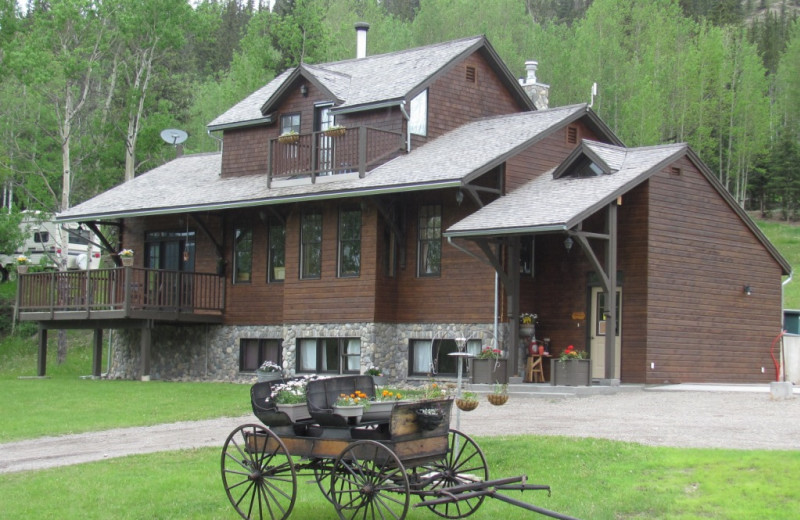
334;391;369;423
520;313;537;337
323;125;346;138
365;366;387;386
256;360;283;382
487;383;509;406
270;377;315;422
456;391;479;411
119;249;134;266
470;346;508;384
278;130;299;144
363;388;404;421
16;255;29;274
550;345;591;386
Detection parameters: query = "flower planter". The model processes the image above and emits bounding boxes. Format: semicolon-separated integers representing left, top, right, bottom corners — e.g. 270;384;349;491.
17;265;28;274
456;398;479;411
334;405;364;424
519;325;535;337
470;358;508;384
371;375;387;387
256;370;283;383
278;134;299;144
277;403;310;422
273;266;285;280
362;401;394;422
323;127;346;138
550;359;591;386
121;256;133;267
487;394;509;406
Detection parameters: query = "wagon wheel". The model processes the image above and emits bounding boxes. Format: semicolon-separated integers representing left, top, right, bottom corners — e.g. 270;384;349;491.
417;429;489;519
313;459;335;502
221;424;297;520
330;440;411;520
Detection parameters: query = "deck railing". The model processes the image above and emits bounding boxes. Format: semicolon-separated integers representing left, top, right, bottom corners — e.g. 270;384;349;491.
17;267;225;317
268;126;405;186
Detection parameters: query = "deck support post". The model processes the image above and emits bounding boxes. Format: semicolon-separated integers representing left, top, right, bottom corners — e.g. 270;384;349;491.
140;325;151;381
92;329;103;378
604;203;618;382
37;326;47;376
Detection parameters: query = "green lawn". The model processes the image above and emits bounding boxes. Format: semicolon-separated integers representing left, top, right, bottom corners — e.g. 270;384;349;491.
756;218;800;308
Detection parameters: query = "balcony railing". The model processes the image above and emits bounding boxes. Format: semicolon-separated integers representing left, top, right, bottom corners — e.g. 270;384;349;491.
268;126;405;186
16;268;225;322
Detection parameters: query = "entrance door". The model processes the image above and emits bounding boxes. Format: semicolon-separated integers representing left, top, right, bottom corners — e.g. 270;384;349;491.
315;105;334;175
144;231;195;308
589;286;621;379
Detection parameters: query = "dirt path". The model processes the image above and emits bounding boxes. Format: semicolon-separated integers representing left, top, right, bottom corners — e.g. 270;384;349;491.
1;388;798;474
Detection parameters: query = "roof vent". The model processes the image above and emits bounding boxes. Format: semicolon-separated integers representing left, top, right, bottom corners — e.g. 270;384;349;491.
355;22;370;59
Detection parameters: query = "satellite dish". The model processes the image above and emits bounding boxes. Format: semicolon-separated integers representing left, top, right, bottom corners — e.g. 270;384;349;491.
76;254;88;270
160;129;188;145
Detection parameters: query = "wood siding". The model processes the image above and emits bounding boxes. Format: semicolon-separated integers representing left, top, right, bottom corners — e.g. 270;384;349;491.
505;121;600;192
645;157;784;383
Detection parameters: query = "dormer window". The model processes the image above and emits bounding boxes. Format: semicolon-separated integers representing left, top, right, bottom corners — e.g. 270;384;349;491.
571;156;606;178
281;113;300;134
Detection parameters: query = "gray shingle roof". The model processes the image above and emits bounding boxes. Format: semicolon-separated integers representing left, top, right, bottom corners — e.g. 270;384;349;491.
445;141;688;237
208;36;485;130
58;105;588;221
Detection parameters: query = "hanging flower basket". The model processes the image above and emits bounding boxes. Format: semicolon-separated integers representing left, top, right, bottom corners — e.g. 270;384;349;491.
323;126;346;138
487;394;508;406
278;132;299;144
456;398;479;411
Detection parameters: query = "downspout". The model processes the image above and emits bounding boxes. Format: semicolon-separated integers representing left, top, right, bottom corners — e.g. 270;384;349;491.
774;270;795;381
400;101;411;152
207;129;223;155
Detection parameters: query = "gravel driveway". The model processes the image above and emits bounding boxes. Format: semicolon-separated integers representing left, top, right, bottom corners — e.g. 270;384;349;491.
1;386;798;474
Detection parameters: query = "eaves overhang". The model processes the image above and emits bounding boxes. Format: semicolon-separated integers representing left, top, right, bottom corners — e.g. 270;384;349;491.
207;115;274;132
330;98;405;115
55;179;462;224
444;224;567;240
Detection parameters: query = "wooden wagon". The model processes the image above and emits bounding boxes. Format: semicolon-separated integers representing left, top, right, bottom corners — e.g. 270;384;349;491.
221;375;579;520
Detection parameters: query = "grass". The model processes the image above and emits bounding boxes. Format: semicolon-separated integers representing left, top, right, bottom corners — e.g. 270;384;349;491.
0;437;798;519
755;218;800;308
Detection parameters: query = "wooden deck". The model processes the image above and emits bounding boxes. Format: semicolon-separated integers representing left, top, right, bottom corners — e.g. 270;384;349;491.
16;267;225;325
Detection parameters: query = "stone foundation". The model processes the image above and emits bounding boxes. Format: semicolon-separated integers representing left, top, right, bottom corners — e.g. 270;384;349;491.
108;322;508;382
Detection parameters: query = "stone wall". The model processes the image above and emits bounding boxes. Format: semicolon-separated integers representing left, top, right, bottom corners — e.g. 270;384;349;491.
108;321;507;382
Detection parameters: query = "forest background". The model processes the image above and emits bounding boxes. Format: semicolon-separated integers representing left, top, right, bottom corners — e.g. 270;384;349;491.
0;0;799;231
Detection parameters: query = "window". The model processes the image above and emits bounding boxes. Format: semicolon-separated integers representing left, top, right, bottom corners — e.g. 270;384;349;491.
300;212;322;279
338;207;361;277
409;338;482;377
240;338;282;372
145;230;195;271
520;236;534;276
417;204;441;276
268;220;285;282
281;113;300;134
409;89;427;136
233;226;253;283
68;229;91;245
33;231;49;243
297;338;360;374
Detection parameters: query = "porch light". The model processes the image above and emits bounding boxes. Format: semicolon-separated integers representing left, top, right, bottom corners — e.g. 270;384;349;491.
564;236;573;252
744;285;752;296
300;84;308;97
455;190;464;205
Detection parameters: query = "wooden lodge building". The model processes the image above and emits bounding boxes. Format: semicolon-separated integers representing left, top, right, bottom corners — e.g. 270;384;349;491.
20;26;791;385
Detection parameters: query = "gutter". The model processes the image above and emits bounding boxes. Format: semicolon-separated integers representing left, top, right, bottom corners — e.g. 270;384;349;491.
56;180;462;223
445;224;567;240
206;116;274;132
330;98;405;115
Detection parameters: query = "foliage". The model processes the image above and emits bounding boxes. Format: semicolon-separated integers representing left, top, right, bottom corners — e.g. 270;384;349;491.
558;344;587;362
374;388;404;401
459;390;478;401
0;211;25;256
477;346;502;359
257;360;281;372
365;365;383;376
335;390;369;407
269;376;317;404
492;383;508;396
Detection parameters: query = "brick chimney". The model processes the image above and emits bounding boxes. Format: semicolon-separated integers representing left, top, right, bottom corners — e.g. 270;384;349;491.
355;22;370;59
519;60;549;110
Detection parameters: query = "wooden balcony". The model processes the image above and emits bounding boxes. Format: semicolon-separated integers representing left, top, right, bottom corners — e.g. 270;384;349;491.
16;267;225;325
268;126;405;186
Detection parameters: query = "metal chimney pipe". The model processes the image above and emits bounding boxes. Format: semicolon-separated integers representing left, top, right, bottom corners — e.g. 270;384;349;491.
355;22;370;59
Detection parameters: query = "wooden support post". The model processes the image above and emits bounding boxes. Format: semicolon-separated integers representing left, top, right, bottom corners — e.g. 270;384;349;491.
604;203;618;382
508;237;521;378
37;327;47;377
141;325;151;381
92;329;103;378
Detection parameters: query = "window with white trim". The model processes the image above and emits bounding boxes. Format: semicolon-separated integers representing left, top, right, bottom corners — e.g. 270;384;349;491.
297;338;361;374
409;338;482;377
409;90;428;136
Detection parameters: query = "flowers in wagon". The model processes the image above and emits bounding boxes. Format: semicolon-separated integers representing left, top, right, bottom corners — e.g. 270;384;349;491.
16;255;28;265
336;390;369;407
558;345;587;362
365;366;384;377
119;249;134;257
520;312;538;324
374;389;403;402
